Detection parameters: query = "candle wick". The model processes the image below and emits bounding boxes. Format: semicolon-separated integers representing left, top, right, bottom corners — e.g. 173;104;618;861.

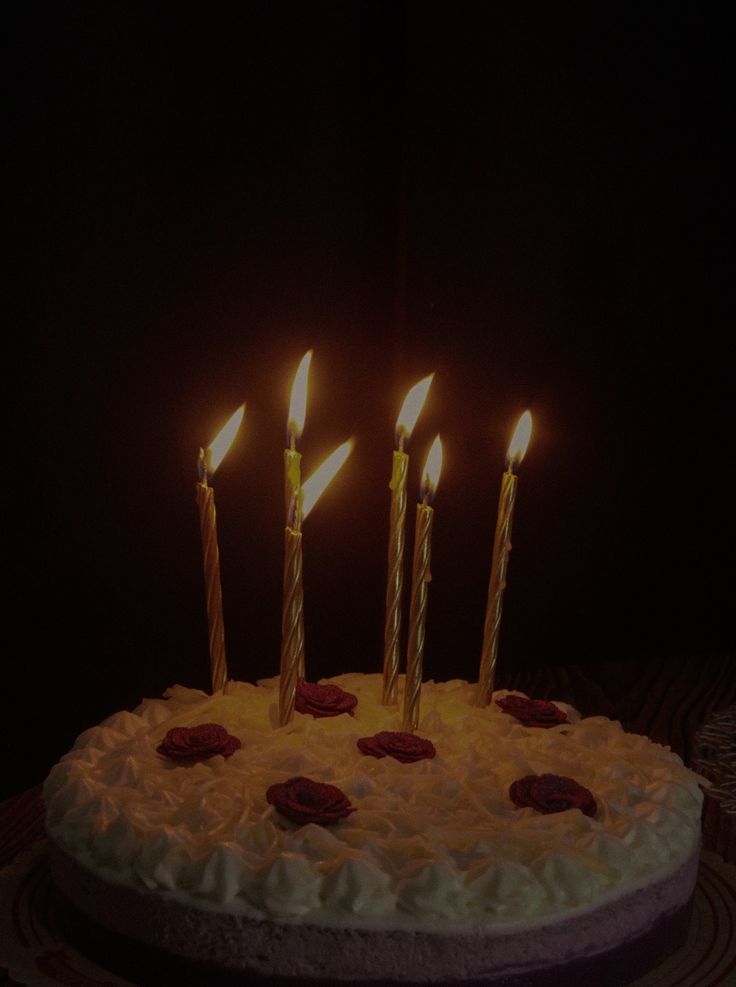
397;430;406;454
290;432;296;452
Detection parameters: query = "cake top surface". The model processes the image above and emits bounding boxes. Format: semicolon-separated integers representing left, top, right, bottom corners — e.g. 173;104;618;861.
43;673;704;931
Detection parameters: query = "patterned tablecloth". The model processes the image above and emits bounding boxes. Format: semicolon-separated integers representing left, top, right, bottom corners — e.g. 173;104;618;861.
692;707;736;866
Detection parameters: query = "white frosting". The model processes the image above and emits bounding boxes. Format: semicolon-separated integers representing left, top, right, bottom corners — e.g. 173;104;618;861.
43;674;704;930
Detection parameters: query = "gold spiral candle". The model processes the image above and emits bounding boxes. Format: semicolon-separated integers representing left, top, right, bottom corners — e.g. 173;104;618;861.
283;350;311;689
284;447;302;520
402;501;434;731
382;448;408;704
278;438;354;726
475;469;516;707
476;411;532;707
295;584;306;683
194;406;244;695
284;447;305;683
382;374;433;706
279;524;304;726
195;477;228;693
402;435;442;732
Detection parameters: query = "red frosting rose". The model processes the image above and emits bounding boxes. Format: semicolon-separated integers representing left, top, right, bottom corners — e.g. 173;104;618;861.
157;723;241;763
295;682;358;718
509;774;597;818
357;731;436;763
266;776;356;826
496;695;569;728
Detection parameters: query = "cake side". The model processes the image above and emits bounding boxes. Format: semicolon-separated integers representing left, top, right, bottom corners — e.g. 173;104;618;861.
48;835;699;982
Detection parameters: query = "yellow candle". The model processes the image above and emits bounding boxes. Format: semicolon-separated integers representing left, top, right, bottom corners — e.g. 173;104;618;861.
285;350;311;520
284;350;312;680
278;440;353;725
195;404;245;693
402;435;442;732
383;374;433;705
476;411;532;707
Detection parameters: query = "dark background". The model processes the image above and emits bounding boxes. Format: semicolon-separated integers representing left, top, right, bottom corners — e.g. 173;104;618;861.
12;3;733;799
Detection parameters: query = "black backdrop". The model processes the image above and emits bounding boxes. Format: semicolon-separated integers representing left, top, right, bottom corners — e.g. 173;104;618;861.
13;3;733;799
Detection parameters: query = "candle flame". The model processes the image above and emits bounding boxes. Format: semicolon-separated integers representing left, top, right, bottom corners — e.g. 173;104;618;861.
507;410;532;467
288;350;313;444
396;373;434;447
207;404;245;475
302;439;354;520
420;435;443;502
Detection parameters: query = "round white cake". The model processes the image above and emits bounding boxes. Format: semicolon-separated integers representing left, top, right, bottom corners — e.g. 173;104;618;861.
43;674;704;984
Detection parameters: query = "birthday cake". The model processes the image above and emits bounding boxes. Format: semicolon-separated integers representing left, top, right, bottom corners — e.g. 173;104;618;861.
43;674;704;985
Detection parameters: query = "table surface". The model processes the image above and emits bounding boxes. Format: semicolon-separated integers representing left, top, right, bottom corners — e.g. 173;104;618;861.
2;654;734;986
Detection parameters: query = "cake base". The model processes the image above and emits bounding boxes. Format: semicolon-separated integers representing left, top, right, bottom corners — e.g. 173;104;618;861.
56;892;694;987
50;841;698;986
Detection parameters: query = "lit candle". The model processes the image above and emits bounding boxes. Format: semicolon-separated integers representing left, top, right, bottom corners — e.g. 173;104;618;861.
285;349;312;522
402;435;443;732
383;374;434;705
195;404;245;693
284;350;312;681
279;440;354;726
475;411;532;707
